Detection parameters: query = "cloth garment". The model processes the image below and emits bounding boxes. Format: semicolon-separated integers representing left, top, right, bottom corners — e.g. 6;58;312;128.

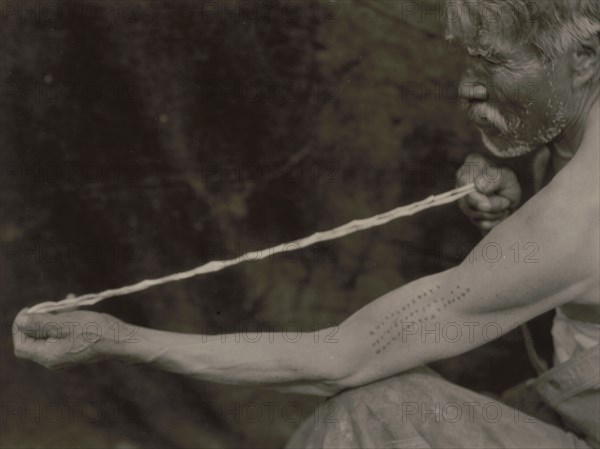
285;344;599;449
552;307;600;365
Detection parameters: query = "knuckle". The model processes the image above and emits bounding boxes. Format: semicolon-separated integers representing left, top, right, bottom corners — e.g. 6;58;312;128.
39;352;57;368
14;346;26;359
459;201;472;215
45;361;61;371
466;153;482;162
500;169;516;183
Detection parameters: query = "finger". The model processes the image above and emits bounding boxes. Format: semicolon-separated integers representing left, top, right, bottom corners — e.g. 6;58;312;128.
456;154;482;186
498;175;522;208
460;200;505;223
465;152;489;165
14;338;66;369
475;166;520;205
467;210;506;221
473;164;518;196
458;197;475;218
14;333;49;361
474;170;503;195
14;337;35;360
472;208;510;222
476;220;503;231
465;191;493;211
14;311;41;338
462;153;491;180
15;312;58;339
456;155;485;186
13;308;31;326
456;167;473;187
486;195;512;213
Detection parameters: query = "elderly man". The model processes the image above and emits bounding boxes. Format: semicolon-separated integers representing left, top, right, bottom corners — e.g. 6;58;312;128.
13;0;600;448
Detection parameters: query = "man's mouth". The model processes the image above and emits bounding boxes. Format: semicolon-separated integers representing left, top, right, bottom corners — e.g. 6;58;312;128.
470;115;493;128
470;115;501;135
467;103;509;136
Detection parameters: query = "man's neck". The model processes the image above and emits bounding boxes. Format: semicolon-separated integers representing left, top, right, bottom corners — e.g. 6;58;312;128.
552;87;600;157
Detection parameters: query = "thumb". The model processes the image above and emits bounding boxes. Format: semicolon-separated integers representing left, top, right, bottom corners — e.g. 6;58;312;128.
474;168;502;195
475;165;518;196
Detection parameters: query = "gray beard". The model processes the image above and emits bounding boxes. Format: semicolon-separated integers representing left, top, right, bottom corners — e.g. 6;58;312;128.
479;130;534;158
477;98;569;159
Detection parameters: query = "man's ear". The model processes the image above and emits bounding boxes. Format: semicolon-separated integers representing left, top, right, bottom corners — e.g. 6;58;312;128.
571;34;600;88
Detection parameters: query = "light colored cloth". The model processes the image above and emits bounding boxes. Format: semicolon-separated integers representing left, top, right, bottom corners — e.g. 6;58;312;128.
286;345;600;449
552;307;600;365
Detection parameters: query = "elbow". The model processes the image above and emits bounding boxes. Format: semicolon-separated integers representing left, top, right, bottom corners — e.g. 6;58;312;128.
318;345;368;395
311;374;354;398
314;326;399;393
299;328;386;396
271;356;357;397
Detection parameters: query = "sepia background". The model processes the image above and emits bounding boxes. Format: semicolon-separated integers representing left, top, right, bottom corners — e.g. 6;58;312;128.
1;1;552;447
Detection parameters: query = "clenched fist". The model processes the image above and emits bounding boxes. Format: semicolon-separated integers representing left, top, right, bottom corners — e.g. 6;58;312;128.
12;308;126;370
456;153;522;232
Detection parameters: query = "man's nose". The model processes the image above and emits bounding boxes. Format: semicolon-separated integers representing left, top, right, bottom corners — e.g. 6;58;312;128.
458;71;488;101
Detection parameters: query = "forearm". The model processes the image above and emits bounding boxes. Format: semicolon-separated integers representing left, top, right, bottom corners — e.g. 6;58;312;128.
331;268;481;389
100;274;455;396
100;259;539;395
106;323;344;396
328;165;597;389
102;272;463;395
103;148;595;396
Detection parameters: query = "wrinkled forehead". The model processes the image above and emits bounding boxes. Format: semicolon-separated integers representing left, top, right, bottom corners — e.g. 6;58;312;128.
445;0;523;50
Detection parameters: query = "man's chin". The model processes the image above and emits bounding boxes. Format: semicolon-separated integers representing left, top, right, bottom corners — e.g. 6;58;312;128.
479;129;533;159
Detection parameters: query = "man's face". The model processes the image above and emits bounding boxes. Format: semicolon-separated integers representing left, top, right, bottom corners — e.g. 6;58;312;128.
457;32;574;158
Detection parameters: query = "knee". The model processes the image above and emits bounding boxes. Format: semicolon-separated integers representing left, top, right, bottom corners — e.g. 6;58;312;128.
286;367;446;448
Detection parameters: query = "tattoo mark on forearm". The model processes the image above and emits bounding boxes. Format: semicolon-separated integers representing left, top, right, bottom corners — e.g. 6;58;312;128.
370;285;470;354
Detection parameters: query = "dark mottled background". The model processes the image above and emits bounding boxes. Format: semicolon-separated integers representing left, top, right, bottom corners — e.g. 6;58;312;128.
1;1;551;447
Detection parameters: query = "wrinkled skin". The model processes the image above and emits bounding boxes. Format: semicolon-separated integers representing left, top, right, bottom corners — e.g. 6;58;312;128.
456;153;522;231
456;30;577;158
12;308;122;370
454;21;599;231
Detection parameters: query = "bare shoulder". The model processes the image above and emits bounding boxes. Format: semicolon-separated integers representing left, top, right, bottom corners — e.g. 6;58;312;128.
552;114;599;214
543;127;598;254
503;146;598;252
458;118;599;314
527;100;599;231
528;111;600;292
554;107;600;309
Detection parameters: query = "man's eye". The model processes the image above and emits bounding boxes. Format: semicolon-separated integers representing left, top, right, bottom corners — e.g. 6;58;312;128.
474;53;502;66
466;49;501;65
482;56;501;65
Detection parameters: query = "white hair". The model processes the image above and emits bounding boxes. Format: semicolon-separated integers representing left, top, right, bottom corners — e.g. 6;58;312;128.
446;0;600;59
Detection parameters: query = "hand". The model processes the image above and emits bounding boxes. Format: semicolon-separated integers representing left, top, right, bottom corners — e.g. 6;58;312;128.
456;153;522;233
12;308;122;370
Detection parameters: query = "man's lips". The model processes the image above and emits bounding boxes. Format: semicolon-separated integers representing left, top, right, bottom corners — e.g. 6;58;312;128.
469;115;501;134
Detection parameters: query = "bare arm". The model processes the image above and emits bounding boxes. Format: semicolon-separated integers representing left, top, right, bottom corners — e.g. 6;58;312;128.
14;112;598;396
333;114;599;388
101;130;597;395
